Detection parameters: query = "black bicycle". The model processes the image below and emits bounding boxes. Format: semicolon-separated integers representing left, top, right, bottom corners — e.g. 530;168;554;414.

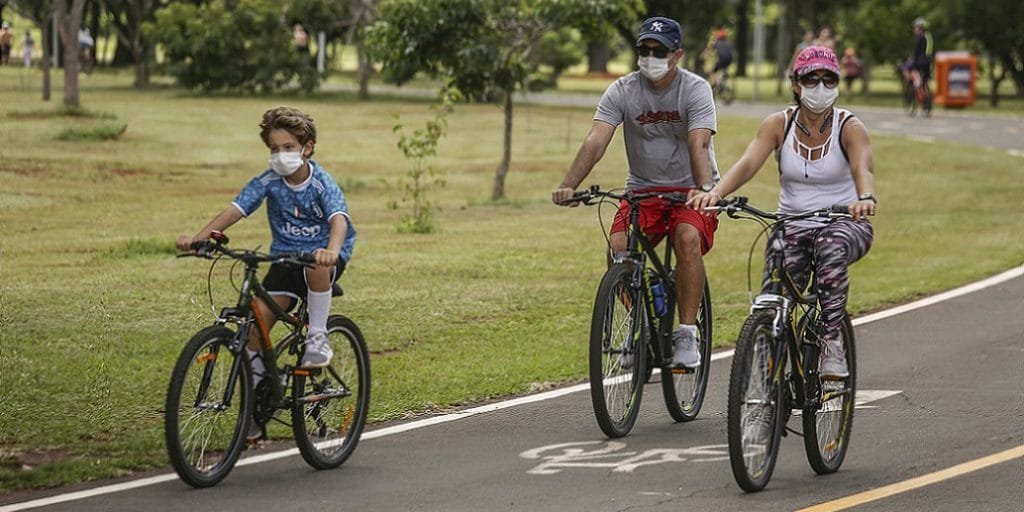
709;197;856;492
165;231;370;487
565;185;713;438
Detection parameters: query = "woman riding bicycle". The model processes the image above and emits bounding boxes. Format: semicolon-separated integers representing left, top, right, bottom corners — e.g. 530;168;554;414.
689;46;876;378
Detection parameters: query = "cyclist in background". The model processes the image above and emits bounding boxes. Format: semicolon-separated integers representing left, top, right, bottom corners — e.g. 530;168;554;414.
552;16;720;369
710;29;734;91
911;17;933;113
689;46;876;378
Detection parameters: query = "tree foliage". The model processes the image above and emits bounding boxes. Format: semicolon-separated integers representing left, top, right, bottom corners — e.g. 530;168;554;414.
145;0;319;92
367;0;640;199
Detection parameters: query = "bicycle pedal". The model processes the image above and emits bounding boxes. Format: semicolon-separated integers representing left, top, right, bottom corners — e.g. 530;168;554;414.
670;367;694;375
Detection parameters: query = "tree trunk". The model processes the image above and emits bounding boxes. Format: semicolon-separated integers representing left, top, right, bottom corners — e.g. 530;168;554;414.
586;41;610;74
491;91;513;201
41;20;52;101
989;57;1005;108
735;0;750;77
357;41;370;99
56;0;86;109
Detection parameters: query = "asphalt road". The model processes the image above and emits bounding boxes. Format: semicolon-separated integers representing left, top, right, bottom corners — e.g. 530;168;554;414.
4;272;1022;511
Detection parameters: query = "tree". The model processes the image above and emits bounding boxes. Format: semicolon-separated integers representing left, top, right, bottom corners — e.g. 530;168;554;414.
7;0;55;101
55;0;87;108
367;0;639;200
101;0;166;87
950;0;1024;100
146;0;320;93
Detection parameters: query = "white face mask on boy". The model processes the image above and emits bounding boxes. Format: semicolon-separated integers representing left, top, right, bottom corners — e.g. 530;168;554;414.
637;56;671;81
800;82;839;113
268;151;304;177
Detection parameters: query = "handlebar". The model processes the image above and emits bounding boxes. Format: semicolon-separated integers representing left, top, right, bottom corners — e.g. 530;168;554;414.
179;233;315;268
560;184;690;206
705;196;851;223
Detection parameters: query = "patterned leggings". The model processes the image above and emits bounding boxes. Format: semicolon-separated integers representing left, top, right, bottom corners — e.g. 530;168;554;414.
761;219;874;345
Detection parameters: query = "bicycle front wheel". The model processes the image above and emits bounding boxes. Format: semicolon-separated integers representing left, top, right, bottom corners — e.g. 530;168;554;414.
661;280;713;422
292;315;371;470
803;315;856;474
589;262;647;438
727;310;787;492
165;326;252;488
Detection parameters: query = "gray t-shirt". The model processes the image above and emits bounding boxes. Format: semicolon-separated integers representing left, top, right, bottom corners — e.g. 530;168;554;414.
594;69;719;190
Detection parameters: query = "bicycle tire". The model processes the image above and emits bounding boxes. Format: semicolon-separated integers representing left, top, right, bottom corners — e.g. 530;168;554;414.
292;315;371;469
727;310;787;492
165;326;253;488
661;280;713;422
589;262;647;438
802;315;856;474
720;84;736;105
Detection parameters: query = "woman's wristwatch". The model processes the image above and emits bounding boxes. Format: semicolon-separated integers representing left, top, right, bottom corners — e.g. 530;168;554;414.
858;192;877;203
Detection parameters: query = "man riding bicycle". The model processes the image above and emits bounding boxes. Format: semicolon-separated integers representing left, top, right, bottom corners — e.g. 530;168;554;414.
553;16;720;369
910;17;933;114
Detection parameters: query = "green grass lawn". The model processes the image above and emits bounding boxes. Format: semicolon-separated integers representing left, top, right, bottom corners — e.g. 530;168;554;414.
0;68;1022;492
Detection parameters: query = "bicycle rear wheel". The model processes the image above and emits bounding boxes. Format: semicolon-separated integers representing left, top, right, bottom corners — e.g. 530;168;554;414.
292;315;371;469
803;315;856;474
165;326;252;488
727;310;787;492
661;280;713;422
589;262;647;438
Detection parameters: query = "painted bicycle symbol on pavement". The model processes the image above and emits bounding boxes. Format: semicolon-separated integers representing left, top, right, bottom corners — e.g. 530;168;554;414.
519;441;728;475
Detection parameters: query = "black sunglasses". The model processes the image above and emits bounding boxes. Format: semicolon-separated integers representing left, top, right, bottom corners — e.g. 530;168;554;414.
798;72;840;89
636;45;673;58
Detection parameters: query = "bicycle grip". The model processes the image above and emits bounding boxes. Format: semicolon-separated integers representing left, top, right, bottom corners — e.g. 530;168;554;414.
831;204;850;215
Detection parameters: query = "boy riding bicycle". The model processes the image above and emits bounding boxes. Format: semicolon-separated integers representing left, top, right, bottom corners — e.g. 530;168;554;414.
176;106;356;384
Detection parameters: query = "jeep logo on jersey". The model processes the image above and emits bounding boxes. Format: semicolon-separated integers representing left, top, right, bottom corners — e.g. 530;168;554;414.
284;222;321;238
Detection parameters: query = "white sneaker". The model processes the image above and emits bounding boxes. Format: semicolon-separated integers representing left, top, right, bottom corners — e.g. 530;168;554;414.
300;332;333;368
819;338;849;378
671;327;701;368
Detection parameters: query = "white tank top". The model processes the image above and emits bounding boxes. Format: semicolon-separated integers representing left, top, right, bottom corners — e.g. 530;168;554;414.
777;107;858;225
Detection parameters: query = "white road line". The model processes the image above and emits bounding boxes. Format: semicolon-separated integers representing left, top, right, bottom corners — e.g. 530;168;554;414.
2;266;1021;512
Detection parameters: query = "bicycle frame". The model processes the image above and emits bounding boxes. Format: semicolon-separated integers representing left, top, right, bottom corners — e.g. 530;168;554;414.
613;194;682;368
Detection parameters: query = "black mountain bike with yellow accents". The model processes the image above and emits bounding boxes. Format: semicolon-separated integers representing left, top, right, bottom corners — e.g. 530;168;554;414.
165;231;370;487
709;197;856;492
565;185;713;438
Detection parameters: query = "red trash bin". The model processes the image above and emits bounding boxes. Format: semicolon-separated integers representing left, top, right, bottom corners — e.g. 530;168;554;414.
934;51;977;108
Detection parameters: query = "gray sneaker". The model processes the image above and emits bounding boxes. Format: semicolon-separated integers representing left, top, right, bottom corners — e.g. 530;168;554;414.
819;338;849;378
300;331;333;368
671;328;701;368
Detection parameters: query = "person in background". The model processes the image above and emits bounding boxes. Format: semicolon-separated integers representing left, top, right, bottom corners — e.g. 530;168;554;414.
840;47;863;99
710;29;734;91
0;22;13;66
910;17;933;114
689;46;876;378
553;16;720;369
22;30;33;68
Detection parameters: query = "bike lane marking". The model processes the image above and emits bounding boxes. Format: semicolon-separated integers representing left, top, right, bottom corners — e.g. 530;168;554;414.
1;267;1020;512
796;445;1024;512
519;390;903;475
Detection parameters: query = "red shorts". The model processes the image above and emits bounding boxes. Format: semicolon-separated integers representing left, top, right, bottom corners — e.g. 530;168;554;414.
610;187;718;254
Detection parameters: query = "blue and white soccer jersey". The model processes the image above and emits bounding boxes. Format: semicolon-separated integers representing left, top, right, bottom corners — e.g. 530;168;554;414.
232;160;356;262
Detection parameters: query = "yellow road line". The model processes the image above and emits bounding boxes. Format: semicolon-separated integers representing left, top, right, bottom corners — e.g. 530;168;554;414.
797;445;1024;512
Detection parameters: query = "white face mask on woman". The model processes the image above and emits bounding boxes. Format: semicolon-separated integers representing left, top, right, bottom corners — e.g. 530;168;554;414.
637;56;671;81
800;82;839;113
268;151;304;177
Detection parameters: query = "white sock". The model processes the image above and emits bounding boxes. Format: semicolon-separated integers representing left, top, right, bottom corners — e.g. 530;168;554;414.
307;288;332;336
247;348;265;387
677;324;698;335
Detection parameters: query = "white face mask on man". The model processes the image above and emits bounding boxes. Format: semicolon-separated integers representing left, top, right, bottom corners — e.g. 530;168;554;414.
637;56;671;81
799;82;839;113
268;151;305;177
